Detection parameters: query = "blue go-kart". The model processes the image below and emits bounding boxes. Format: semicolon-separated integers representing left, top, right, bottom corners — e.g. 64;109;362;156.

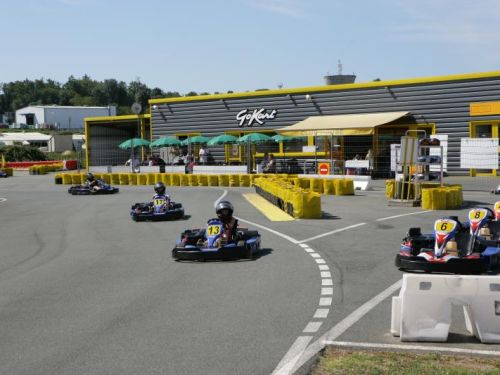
131;197;184;221
172;218;261;261
68;180;119;195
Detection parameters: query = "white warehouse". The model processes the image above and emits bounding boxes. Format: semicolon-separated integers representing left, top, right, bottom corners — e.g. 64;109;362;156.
15;105;116;129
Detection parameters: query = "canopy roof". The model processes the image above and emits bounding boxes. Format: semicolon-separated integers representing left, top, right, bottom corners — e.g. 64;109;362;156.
277;111;410;136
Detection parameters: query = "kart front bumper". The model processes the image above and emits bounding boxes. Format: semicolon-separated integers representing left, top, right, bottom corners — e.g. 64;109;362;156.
395;254;488;274
131;208;184;221
172;244;257;261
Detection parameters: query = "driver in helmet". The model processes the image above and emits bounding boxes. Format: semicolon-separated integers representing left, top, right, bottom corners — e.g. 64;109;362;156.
215;201;239;243
149;182;171;211
86;172;101;191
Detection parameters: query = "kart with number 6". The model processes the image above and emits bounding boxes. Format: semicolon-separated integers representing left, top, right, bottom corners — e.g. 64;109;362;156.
396;203;500;274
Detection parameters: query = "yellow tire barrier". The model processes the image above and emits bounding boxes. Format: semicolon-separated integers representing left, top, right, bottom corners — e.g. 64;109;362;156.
119;173;129;185
253;177;321;219
179;174;189;186
62;173;73;184
170;174;180;186
310;178;323;193
239;174;250;187
146;173;155;185
323;179;335;195
128;173;138;185
229;175;240;187
188;174;198;186
218;175;229;187
208;175;219;186
197;174;208;186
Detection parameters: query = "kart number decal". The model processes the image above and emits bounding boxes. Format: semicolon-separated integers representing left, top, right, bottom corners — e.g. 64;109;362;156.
495;201;500;213
434;219;457;234
154;199;166;206
468;208;487;222
207;225;221;236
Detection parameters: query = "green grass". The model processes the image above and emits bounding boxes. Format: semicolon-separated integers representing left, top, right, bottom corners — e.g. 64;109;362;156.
311;347;500;375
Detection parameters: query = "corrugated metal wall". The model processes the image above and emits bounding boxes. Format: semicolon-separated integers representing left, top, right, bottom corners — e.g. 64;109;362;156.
151;76;500;175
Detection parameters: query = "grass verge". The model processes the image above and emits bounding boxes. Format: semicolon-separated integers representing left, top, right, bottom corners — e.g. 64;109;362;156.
311;347;500;375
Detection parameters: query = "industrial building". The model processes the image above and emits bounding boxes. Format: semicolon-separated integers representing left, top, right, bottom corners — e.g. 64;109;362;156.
84;71;500;176
16;105;116;130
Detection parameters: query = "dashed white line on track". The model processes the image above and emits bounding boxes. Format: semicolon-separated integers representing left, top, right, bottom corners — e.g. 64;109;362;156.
376;210;431;222
0;197;6;203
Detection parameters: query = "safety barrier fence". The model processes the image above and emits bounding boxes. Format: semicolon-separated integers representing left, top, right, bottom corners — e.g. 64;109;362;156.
29;163;65;175
54;172;355;196
385;180;463;210
4;160;78;170
254;177;322;219
392;274;500;343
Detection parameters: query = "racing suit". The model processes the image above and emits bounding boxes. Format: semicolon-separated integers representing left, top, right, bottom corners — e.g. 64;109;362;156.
150;193;171;211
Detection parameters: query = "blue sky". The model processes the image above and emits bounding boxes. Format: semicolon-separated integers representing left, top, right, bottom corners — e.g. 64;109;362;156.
3;0;500;94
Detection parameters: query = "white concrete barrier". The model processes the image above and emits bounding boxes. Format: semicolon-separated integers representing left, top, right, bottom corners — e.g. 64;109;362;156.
391;274;500;343
298;174;372;191
193;165;248;174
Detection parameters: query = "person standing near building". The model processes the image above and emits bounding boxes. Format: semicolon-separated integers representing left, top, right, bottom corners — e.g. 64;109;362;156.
199;145;209;165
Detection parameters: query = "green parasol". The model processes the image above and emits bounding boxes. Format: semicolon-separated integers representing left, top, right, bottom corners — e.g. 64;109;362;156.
118;138;150;149
207;134;238;146
150;136;182;148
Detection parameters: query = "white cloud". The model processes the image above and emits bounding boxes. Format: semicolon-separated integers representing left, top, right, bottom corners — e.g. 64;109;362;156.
244;0;308;18
386;0;500;45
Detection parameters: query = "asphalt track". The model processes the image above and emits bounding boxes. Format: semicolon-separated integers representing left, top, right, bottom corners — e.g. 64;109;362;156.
0;174;498;375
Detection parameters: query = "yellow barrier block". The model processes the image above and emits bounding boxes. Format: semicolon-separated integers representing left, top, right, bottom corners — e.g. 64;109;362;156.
179;174;189;186
100;173;111;184
71;173;82;185
310;178;323;193
303;192;322;219
239;174;250;187
128;173;138;185
54;173;63;184
146;173;155;185
188;174;198;186
153;173;162;184
341;179;354;195
421;189;432;210
119;173;129;185
170;174;180;186
197;174;208;186
110;173;120;185
136;174;146;185
218;174;229;187
323;179;335;195
208;175;219;186
385;180;395;199
62;173;73;184
160;174;170;185
229;174;240;187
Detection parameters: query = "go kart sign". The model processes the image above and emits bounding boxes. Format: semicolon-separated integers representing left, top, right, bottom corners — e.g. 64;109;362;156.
236;108;278;127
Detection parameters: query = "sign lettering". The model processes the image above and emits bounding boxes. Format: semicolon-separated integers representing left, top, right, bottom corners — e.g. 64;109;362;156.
236;108;278;127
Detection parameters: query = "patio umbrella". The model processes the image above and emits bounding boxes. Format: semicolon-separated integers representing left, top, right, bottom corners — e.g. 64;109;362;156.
150;136;182;165
150;136;181;148
237;133;272;173
181;135;211;146
236;133;272;144
118;138;150;149
207;134;238;146
118;138;150;172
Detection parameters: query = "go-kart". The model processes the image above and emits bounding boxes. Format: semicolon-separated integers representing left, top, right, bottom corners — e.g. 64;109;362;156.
130;197;184;221
492;185;500;194
395;204;500;274
0;170;8;178
172;218;261;261
68;181;119;195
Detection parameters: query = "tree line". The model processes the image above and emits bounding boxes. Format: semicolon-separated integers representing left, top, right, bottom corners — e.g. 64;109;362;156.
0;75;227;118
